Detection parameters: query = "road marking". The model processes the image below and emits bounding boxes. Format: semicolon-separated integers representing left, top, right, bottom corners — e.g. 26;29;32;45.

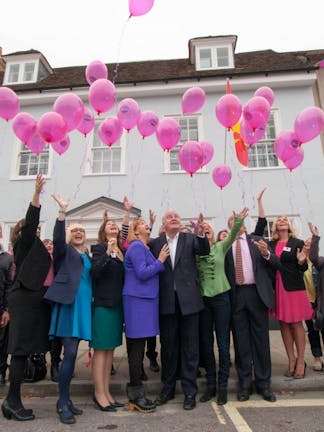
223;404;253;432
211;401;227;425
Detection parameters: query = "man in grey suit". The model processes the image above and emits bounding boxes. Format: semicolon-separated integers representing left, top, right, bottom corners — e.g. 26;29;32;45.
150;210;210;410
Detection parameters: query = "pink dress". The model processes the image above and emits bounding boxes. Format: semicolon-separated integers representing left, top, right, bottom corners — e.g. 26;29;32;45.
273;241;314;323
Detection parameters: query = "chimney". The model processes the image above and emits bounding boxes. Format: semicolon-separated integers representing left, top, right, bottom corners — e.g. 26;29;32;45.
0;47;4;73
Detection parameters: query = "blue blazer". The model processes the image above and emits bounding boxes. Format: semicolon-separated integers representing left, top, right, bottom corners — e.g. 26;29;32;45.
44;219;84;305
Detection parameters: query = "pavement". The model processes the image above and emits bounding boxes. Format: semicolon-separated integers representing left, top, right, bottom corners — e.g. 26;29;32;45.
1;330;324;399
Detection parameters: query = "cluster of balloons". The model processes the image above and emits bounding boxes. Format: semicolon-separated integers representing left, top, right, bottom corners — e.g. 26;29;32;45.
274;106;324;170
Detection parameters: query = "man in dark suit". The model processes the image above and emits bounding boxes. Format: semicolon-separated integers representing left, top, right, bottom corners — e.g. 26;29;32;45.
225;215;277;403
150;210;210;410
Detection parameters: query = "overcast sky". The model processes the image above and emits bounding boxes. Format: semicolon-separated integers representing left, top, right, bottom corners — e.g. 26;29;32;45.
1;0;323;68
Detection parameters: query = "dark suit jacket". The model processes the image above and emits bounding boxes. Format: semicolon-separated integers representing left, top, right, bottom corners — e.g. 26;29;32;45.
149;232;210;316
268;237;307;292
225;233;276;309
0;251;14;315
44;219;84;305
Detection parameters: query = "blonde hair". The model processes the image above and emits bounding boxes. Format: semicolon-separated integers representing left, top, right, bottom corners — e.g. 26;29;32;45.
66;223;86;245
271;216;296;241
128;219;145;243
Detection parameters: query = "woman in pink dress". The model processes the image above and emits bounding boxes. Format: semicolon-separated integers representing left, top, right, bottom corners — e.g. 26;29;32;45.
269;216;313;379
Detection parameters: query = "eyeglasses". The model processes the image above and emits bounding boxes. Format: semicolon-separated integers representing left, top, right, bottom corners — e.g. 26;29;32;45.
71;228;85;234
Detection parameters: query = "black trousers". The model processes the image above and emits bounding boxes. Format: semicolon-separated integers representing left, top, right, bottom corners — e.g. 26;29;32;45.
50;337;62;364
0;324;9;375
146;336;158;361
160;294;199;396
126;337;146;386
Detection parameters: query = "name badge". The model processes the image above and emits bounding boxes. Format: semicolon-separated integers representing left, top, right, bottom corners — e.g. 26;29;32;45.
283;246;291;252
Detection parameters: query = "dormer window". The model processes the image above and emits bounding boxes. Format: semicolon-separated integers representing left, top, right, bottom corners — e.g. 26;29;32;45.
197;46;231;70
6;60;37;84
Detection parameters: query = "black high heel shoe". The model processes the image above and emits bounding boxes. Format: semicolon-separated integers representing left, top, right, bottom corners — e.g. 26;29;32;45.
1;399;35;421
93;395;117;412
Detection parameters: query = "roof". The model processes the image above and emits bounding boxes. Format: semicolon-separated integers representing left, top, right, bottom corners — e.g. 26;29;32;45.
65;196;141;217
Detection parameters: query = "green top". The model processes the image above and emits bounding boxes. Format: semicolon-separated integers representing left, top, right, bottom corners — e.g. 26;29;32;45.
196;217;244;297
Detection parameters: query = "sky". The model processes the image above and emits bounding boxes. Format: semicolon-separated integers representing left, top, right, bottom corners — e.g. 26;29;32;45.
0;0;323;68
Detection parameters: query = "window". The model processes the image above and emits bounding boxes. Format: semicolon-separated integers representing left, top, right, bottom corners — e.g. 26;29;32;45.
247;112;280;169
4;60;38;84
199;48;212;69
89;124;123;174
17;142;49;176
8;64;19;83
197;46;231;70
166;116;200;172
23;62;36;82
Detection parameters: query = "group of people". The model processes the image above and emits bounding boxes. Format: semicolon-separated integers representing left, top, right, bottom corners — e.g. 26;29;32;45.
1;178;324;424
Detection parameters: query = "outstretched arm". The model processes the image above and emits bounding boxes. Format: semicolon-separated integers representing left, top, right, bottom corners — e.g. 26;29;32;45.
253;188;267;236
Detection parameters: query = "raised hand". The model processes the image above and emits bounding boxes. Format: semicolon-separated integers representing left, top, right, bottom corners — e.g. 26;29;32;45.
52;194;70;211
35;174;46;195
257;188;267;201
234;207;248;220
158;243;170;263
252;239;269;257
149;210;156;228
190;213;205;236
103;209;109;222
308;222;319;236
123;196;134;213
297;247;307;264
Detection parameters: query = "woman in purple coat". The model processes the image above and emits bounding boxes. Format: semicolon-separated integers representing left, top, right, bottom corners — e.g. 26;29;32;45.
123;219;169;413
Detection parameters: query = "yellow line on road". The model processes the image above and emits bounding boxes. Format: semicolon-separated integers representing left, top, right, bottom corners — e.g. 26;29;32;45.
230;398;324;409
223;404;253;432
211;401;227;425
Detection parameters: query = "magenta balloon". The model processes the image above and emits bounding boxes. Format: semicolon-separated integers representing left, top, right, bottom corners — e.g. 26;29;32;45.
182;87;206;114
254;86;275;107
178;141;204;175
240;119;266;146
51;135;70;155
85;60;108;85
283;147;304;171
294;106;324;143
137;110;159;138
38;112;67;143
117;98;141;131
98;117;123;147
274;130;301;161
199;140;214;166
88;79;116;115
243;96;270;131
0;87;20;121
12;112;37;144
53;93;84;132
156;117;181;151
215;94;242;129
212;165;232;189
129;0;154;16
77;107;95;137
25;132;46;155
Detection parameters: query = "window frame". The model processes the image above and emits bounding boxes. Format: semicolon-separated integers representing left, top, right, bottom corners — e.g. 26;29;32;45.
196;45;233;71
4;59;39;84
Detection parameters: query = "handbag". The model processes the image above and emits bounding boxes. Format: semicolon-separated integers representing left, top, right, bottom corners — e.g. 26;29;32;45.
24;353;47;382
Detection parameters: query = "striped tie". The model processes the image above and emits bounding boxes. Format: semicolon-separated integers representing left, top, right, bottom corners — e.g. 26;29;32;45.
235;237;244;285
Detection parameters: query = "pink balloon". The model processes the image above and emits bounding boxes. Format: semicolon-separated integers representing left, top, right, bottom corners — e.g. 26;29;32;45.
178;141;204;176
25;132;46;155
0;87;20;121
215;94;242;129
77;107;95;137
156;118;181;151
51;135;70;155
199;140;214;166
212;165;232;189
254;86;275;107
85;60;108;85
283;147;304;171
129;0;154;16
53;93;84;132
38;112;67;143
88;79;116;115
98;117;123;147
12;112;37;144
240;119;266;146
117;98;141;131
294;107;324;143
274;130;301;161
243;96;270;131
182;87;206;114
137;110;159;138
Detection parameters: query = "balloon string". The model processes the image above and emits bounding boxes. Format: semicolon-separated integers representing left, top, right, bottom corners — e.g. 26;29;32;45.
224;128;227;164
160;186;171;213
112;16;131;84
283;170;296;215
228;134;247;206
219;188;227;227
128;133;144;201
73;136;90;200
0;120;9;161
189;176;203;215
299;164;314;222
106;147;112;198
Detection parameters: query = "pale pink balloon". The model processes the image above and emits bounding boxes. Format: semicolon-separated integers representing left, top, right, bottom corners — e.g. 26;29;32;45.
137;110;159;138
117;98;141;131
98;117;123;147
156;118;181;151
85;60;108;85
129;0;154;16
199;140;214;166
215;94;242;129
26;132;46;155
243;96;270;131
53;93;84;132
0;87;20;121
212;165;232;189
88;79;116;115
294;106;324;143
274;130;301;161
240;119;266;146
283;147;304;171
51;135;70;155
77;107;95;137
254;86;275;107
178;141;204;176
38;112;67;143
182;87;206;114
12;112;37;144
